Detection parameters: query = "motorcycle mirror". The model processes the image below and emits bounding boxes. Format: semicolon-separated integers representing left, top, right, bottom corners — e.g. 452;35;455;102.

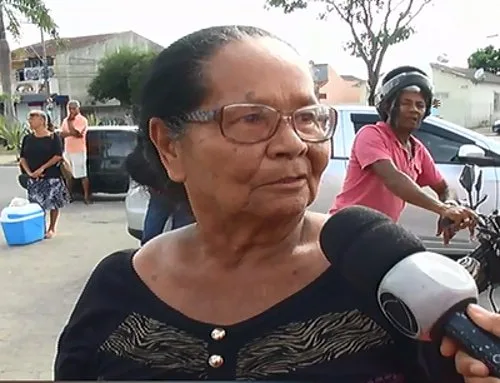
473;194;488;210
475;169;483;203
459;165;475;192
459;165;475;207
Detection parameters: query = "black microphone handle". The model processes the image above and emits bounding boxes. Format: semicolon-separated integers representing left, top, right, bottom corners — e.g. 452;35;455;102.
443;311;500;378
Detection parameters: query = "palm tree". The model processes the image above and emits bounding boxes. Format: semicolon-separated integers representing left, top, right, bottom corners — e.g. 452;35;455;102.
0;0;58;120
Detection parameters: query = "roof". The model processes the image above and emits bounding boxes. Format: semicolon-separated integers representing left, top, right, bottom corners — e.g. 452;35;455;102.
11;31;162;61
430;63;500;85
340;75;365;82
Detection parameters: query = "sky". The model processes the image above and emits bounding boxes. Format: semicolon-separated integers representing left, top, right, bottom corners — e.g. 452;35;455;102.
6;0;500;81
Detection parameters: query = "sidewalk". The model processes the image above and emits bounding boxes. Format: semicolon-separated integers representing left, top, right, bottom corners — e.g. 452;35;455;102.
0;153;18;166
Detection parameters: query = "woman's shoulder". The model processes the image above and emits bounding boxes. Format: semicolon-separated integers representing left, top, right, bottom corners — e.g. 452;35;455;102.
82;249;139;295
92;248;137;277
134;225;194;266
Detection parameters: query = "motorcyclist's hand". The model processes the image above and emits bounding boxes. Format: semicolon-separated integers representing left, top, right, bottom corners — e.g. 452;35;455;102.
437;206;477;245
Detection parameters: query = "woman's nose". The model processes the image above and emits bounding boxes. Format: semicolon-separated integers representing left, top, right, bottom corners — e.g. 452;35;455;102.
267;117;308;157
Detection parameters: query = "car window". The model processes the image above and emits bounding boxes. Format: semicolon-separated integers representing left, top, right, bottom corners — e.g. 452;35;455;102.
413;123;472;163
102;131;137;157
351;113;379;133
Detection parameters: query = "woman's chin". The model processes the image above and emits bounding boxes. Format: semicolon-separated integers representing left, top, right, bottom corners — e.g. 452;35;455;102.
249;196;310;219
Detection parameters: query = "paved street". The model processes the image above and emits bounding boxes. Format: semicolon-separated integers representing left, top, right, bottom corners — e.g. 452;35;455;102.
0;166;138;379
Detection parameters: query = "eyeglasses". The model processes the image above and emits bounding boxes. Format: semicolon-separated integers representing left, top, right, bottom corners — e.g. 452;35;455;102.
183;103;338;144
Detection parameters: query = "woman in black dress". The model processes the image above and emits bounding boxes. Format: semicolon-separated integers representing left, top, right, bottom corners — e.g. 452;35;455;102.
19;110;70;238
54;26;499;382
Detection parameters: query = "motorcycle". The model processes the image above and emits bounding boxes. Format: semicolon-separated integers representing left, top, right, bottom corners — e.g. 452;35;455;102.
454;163;500;312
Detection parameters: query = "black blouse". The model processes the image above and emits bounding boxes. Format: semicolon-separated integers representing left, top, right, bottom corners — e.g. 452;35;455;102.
20;133;62;178
54;250;463;382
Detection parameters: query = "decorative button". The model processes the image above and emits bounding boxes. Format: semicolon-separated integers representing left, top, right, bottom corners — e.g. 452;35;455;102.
211;328;226;341
208;354;224;368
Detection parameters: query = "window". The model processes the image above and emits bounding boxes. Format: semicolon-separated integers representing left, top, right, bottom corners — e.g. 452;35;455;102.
494;92;500;112
350;114;473;164
351;113;378;133
413;123;471;163
102;131;137;157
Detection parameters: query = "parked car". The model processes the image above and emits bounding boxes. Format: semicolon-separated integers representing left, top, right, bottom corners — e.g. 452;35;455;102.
493;119;500;134
65;125;138;195
125;105;500;255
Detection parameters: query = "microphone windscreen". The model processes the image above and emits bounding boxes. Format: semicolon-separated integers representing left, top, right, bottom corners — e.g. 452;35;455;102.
320;206;425;295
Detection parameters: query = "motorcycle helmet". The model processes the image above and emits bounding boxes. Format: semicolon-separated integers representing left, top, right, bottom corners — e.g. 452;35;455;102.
375;66;434;122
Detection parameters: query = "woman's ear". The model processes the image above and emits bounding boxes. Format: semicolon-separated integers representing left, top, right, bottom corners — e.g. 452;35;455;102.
149;117;186;183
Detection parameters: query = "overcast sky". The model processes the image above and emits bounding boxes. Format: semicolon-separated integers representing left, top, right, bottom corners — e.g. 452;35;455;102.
7;0;500;79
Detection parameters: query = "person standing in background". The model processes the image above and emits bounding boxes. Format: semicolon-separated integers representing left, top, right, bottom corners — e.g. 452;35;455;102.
60;100;92;204
20;110;70;238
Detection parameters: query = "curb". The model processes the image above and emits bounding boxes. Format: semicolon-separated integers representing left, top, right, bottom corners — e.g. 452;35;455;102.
0;161;18;167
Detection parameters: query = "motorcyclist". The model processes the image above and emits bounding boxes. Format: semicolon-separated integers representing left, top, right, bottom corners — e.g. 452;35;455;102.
330;65;476;244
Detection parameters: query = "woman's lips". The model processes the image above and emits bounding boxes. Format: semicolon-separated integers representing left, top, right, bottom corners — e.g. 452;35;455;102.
264;175;307;187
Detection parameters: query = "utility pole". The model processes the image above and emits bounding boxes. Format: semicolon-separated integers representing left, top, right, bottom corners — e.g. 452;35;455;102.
40;28;50;97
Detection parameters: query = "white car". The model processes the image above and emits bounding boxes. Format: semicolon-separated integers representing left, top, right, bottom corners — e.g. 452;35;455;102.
125;179;151;240
125;104;500;256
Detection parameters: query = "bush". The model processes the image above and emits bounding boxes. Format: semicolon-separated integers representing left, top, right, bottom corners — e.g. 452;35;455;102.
0;116;29;158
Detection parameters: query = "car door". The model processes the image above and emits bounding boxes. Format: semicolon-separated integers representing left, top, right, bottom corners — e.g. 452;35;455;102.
401;123;497;256
308;109;349;213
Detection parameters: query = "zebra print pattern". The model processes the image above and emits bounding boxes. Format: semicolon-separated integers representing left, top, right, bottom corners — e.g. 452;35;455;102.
99;312;209;378
99;310;393;380
236;310;393;380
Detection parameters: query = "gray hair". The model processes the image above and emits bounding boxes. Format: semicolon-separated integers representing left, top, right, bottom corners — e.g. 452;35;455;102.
68;99;80;108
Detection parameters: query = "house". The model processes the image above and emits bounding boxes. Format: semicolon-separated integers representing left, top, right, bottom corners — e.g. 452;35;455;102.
8;31;163;126
431;63;500;128
311;62;367;105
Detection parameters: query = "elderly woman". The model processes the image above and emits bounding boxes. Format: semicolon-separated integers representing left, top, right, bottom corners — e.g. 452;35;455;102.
54;26;500;382
19;110;70;238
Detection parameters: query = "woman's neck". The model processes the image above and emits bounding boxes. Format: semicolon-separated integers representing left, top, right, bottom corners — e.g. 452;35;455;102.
194;212;307;269
33;127;49;137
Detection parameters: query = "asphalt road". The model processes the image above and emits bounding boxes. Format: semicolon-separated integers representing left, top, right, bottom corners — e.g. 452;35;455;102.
0;165;138;379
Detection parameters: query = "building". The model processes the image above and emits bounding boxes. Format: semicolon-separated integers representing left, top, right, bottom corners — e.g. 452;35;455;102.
311;62;367;105
9;31;163;126
431;63;500;128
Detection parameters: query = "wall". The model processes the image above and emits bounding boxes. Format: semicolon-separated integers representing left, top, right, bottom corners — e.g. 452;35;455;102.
432;68;500;128
319;66;367;105
55;32;162;105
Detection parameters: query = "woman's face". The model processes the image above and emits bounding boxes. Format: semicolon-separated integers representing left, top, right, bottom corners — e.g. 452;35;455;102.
154;37;331;219
28;113;45;130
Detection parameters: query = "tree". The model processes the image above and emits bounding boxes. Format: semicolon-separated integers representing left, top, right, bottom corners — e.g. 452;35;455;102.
88;48;157;121
468;45;500;75
266;0;432;105
0;0;58;120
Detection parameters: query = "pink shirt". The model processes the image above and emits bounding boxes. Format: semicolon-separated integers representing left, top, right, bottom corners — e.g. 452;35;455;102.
61;114;88;153
330;122;443;221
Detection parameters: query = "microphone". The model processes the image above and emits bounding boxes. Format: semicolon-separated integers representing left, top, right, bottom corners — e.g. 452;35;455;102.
320;205;500;378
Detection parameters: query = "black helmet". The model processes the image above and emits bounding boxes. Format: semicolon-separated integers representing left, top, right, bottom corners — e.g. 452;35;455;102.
375;66;434;121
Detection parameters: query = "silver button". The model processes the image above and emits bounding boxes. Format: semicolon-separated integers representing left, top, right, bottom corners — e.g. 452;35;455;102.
211;328;226;341
208;354;224;368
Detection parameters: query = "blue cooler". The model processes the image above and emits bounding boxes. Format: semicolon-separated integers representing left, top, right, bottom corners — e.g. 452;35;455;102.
0;203;45;246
